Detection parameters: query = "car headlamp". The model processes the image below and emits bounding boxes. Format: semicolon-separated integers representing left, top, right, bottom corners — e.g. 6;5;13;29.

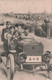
19;52;27;61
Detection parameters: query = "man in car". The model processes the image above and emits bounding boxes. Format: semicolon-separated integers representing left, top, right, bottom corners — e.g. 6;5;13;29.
23;28;35;41
18;25;24;33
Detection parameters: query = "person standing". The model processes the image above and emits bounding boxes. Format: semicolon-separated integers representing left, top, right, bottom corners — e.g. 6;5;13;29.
1;21;10;55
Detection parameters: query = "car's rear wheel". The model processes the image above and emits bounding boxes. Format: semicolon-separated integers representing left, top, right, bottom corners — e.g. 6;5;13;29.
7;53;14;80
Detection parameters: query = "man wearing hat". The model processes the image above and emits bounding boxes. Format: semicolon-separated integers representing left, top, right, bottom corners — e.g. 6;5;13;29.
1;21;10;41
1;21;10;55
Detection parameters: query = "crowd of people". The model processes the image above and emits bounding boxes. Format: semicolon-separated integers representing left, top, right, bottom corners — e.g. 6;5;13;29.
1;21;32;54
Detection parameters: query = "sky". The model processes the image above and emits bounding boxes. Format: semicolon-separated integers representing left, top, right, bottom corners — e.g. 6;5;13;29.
0;0;52;13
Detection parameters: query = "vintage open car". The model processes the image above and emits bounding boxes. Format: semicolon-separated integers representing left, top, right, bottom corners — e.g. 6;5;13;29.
0;37;52;80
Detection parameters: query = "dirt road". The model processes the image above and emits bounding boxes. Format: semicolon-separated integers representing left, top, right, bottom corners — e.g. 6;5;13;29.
0;66;51;80
0;57;51;80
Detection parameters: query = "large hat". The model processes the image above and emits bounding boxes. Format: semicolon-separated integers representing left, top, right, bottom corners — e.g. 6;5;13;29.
6;21;11;25
9;25;15;30
44;19;50;23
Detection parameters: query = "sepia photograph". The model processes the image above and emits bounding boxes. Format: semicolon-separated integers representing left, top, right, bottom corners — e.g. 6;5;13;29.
0;0;52;80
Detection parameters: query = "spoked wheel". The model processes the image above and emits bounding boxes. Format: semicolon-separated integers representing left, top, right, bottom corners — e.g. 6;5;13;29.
7;53;14;80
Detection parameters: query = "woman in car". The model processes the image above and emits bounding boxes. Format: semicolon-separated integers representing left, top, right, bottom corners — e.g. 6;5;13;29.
7;26;15;50
12;30;19;44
